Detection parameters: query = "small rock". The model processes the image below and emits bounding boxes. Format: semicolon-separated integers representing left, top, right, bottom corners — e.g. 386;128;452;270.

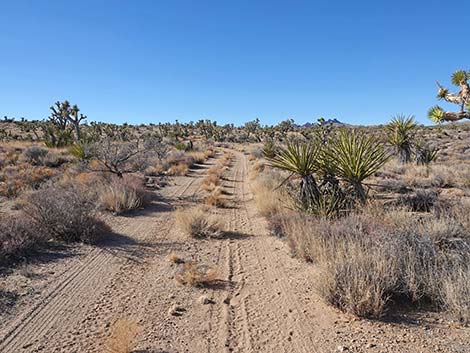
199;295;214;305
168;304;185;316
337;346;349;352
223;296;231;304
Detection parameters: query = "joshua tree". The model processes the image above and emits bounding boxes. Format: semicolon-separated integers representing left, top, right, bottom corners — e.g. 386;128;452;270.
429;70;470;122
45;100;87;146
386;115;417;163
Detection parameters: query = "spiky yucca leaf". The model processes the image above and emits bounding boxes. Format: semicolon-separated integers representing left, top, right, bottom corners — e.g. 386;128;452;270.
386;115;417;147
326;130;389;201
451;70;469;86
428;105;444;123
327;130;389;184
266;139;320;178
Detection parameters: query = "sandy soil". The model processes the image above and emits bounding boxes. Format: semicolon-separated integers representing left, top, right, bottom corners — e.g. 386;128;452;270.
1;151;469;353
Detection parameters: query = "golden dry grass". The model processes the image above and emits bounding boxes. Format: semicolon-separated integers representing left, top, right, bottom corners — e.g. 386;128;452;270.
174;206;224;238
175;261;219;287
204;187;228;208
167;162;189;176
168;251;185;264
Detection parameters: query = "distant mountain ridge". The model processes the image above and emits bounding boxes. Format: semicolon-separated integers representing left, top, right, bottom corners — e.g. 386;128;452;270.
298;118;348;128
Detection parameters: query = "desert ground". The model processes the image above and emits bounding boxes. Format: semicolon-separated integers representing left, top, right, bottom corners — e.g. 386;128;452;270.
0;113;470;353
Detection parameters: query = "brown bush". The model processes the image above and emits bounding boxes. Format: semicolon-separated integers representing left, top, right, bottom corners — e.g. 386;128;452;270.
0;215;44;263
23;186;109;243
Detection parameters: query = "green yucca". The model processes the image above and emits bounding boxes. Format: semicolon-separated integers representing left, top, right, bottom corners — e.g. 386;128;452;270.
326;129;390;202
266;139;321;209
386;114;417;163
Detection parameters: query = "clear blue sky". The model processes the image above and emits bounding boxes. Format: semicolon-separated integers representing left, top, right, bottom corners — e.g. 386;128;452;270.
0;0;468;126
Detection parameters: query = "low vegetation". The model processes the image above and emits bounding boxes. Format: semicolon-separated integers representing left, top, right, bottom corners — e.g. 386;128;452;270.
174;206;224;238
175;261;219;287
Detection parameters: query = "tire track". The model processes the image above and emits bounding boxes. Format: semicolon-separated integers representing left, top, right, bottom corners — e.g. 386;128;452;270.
0;158;217;352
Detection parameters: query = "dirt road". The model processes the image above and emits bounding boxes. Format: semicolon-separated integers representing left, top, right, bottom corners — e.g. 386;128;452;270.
1;151;469;353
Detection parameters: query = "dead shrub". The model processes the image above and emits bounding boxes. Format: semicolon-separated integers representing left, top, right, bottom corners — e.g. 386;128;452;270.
23;186;109;243
105;318;140;353
398;189;438;212
174;206;224;238
175;261;218;287
0;215;44;263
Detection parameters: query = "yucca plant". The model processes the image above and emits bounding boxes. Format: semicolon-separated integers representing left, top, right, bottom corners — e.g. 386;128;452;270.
386;115;417;163
266;139;321;210
414;142;438;165
326;129;389;202
262;139;277;159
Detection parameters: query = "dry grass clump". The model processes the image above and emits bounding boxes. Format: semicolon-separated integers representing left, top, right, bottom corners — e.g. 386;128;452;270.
204;148;216;159
98;175;150;215
202;174;221;192
105;318;140;353
249;161;265;180
281;204;470;321
207;164;225;178
186;151;206;164
167;162;189;176
220;152;233;166
175;261;218;287
251;174;285;217
174;206;224;238
204;187;228;208
168;251;185;264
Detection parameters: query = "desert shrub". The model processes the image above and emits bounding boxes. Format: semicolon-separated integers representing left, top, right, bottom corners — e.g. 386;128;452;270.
0;164;56;198
174;206;224;238
0;215;44;262
23;186;108;243
42;152;69;167
441;269;470;323
281;207;470;320
23;146;48;165
98;175;150;214
398;189;438;212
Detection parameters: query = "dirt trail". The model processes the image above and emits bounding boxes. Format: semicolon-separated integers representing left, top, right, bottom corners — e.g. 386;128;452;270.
1;151;469;353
